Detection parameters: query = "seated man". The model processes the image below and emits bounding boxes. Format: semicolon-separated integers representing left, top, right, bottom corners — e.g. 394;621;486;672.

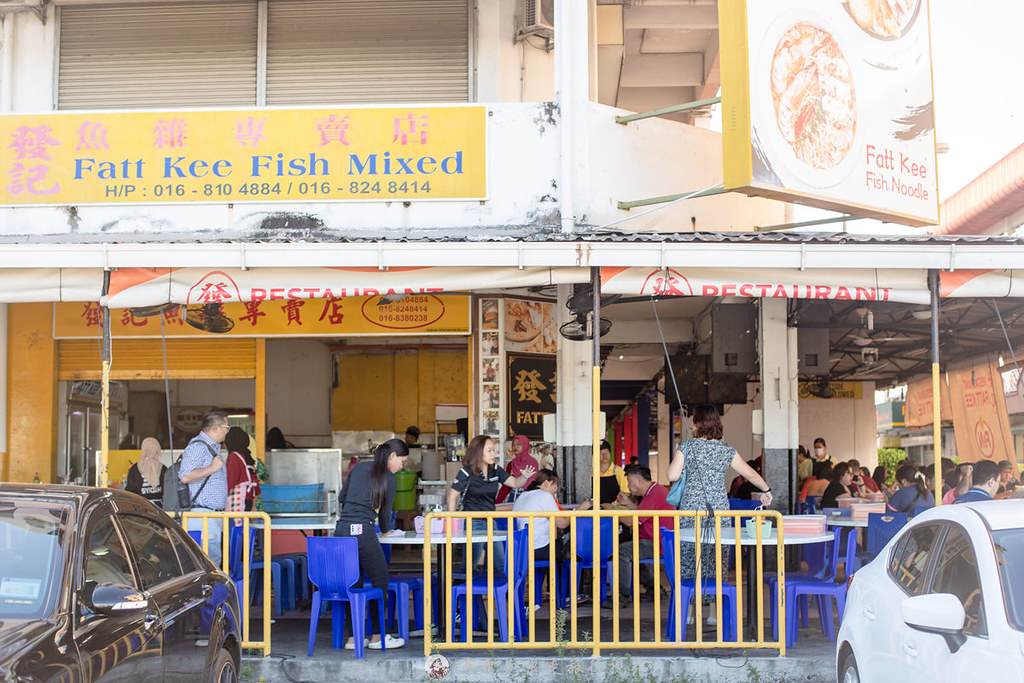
602;465;673;608
953;460;1000;503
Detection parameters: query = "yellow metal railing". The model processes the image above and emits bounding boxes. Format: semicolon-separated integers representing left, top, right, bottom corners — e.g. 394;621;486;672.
181;511;273;656
423;509;786;656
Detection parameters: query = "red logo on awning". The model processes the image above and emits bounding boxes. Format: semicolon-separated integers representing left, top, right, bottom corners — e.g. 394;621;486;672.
639;268;694;296
186;271;242;305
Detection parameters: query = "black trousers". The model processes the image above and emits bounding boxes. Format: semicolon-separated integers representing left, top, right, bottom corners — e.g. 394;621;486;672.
334;521;389;636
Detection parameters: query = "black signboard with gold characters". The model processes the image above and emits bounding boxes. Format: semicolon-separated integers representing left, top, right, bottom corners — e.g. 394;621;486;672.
507;352;556;439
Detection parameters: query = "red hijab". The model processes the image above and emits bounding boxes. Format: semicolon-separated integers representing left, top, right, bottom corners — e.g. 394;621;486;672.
496;435;538;503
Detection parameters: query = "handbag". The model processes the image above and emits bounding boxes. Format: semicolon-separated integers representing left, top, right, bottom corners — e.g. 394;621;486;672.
666;440;688;508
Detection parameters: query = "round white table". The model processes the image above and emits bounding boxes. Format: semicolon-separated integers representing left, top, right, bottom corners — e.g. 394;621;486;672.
675;528;834;545
825;517;869;528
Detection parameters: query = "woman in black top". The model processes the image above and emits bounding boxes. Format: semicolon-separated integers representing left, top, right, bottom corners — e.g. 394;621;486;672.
334;437;409;650
447;434;536;574
820;461;856;509
125;437;166;506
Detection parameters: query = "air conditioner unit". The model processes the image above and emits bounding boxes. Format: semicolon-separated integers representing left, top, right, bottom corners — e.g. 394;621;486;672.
518;0;554;40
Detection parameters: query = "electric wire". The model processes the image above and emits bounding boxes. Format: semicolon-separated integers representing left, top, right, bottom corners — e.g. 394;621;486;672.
989;298;1023;390
650;294;717;595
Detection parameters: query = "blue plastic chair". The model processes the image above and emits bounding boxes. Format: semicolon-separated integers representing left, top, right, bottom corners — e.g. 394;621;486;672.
805;496;821;515
307;537;386;658
660;527;737;642
780;526;859;648
450;528;527;642
558;517;615;607
862;512;908;560
378;530;424;639
277;552;311;602
768;526;841;639
228;526;295;616
513;516;561;607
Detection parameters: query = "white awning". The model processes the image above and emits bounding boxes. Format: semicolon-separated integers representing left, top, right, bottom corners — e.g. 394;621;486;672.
0;269;101;303
104;266;588;308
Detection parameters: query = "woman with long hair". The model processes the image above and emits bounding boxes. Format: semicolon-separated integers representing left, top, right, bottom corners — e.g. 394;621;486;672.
334;437;409;650
125;437;166;506
886;464;932;515
666;404;771;582
447;434;536;573
820;462;857;509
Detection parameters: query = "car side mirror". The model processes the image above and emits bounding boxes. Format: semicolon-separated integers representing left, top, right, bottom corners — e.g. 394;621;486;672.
84;583;148;616
901;593;968;654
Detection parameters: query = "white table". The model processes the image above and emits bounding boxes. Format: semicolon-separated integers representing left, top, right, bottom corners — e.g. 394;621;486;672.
379;530;507;545
675;528;834;546
825;517;869;528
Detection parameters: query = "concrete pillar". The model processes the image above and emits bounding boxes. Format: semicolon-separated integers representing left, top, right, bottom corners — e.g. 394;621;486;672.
556;284;596;503
758;299;799;513
554;0;591;232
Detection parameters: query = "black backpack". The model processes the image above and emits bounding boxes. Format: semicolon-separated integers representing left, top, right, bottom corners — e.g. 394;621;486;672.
163;437;218;512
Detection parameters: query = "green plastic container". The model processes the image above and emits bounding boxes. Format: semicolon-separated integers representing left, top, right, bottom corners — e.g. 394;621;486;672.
393;470;419;511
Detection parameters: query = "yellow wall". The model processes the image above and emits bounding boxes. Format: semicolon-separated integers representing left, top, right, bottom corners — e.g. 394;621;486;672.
6;303;57;482
332;346;467;434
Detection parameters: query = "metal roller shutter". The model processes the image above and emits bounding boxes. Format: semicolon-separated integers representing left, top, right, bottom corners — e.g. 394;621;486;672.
58;2;258;110
58;338;258;380
266;0;469;105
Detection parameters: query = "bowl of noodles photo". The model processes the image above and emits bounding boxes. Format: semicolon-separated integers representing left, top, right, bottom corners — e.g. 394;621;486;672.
843;0;921;40
753;16;860;189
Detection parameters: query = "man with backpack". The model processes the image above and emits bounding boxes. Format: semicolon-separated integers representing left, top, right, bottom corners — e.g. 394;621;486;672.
179;410;231;564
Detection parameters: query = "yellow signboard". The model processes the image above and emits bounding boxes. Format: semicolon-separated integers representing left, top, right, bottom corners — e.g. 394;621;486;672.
0;106;486;205
797;381;863;400
719;0;939;226
54;295;470;338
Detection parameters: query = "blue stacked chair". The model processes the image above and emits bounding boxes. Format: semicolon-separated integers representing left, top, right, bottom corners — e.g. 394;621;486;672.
450;527;528;642
307;536;386;658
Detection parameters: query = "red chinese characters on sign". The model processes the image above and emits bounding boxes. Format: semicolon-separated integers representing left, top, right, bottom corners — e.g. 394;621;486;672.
162;305;184;326
195;281;235;304
316;115;352;146
153;118;188;148
393;114;428;145
81;302;101;328
120;310;147;328
318;298;345;325
239;301;266;327
283;299;305;326
6;125;61;196
233;117;267;148
76;122;109;151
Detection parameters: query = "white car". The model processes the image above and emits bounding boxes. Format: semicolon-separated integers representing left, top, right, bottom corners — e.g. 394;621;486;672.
836;500;1024;683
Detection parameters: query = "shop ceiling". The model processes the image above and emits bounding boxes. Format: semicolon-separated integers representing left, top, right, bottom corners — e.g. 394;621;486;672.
597;294;1024;403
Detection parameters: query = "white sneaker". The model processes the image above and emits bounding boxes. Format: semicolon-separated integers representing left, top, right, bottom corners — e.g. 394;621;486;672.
344;638;369;650
368;634;405;650
706;615;718;627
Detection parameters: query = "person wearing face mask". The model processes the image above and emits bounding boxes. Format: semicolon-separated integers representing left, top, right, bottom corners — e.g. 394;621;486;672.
812;437;833;465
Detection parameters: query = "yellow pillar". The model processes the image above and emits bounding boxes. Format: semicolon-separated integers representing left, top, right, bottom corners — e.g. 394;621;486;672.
6;303;58;482
255;338;266;461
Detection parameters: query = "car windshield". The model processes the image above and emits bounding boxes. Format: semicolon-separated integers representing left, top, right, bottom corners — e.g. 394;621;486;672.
0;499;70;620
993;529;1024;632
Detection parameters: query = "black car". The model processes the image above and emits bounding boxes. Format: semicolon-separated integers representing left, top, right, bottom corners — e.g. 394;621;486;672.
0;484;240;682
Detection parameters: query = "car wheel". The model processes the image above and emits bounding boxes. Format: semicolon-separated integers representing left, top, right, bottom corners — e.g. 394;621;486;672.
209;648;238;683
839;651;859;683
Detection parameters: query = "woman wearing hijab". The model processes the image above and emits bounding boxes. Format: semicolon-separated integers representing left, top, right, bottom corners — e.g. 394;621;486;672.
495;434;538;504
125;437;166;506
225;427;259;513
